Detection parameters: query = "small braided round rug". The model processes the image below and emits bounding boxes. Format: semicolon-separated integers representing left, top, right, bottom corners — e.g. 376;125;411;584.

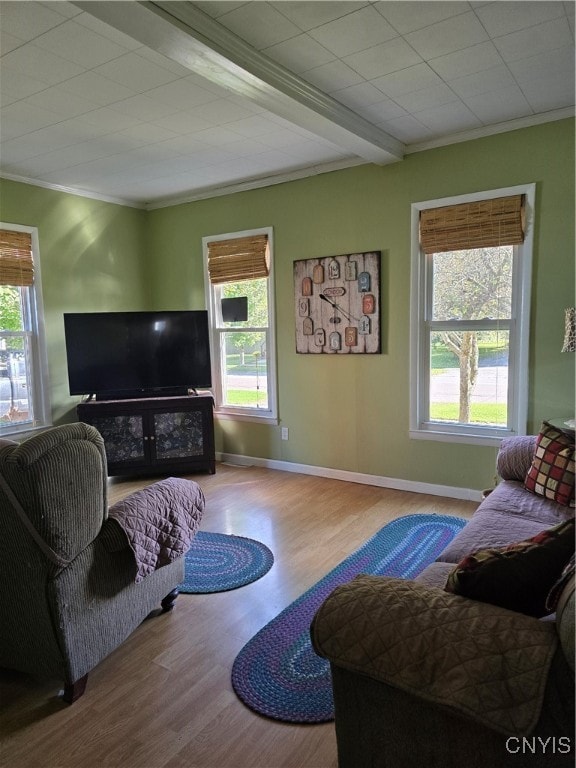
178;531;274;593
231;513;467;723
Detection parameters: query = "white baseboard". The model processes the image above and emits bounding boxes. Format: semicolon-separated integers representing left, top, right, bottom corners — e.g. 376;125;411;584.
216;452;483;502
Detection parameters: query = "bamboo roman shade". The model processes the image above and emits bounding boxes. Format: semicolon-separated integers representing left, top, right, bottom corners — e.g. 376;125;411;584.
0;229;34;286
207;234;269;285
420;195;525;254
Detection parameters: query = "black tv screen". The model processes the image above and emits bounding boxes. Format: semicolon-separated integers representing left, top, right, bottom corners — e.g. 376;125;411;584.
64;311;212;399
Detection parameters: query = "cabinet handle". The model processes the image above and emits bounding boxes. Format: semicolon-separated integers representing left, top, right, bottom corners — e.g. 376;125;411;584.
143;436;149;441
150;436;155;441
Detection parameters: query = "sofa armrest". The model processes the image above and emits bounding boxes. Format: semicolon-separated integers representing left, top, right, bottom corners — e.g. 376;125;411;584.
497;435;537;481
556;573;575;673
311;574;558;736
328;656;574;768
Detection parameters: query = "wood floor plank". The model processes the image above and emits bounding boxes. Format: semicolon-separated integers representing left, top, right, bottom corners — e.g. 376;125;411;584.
0;464;477;768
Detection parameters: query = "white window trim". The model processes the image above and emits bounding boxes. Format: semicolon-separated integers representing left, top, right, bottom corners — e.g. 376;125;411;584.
202;226;278;425
409;183;535;446
0;222;51;437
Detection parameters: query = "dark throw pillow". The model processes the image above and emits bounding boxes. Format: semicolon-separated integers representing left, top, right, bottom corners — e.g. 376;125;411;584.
444;518;575;618
524;421;575;507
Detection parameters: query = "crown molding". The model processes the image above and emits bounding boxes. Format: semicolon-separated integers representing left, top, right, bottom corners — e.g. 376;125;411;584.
2;110;572;210
0;172;146;209
145;157;365;210
406;107;575;155
0;157;366;210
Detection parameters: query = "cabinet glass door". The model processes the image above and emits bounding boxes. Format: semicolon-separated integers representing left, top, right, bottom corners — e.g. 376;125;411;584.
153;410;204;460
91;414;146;464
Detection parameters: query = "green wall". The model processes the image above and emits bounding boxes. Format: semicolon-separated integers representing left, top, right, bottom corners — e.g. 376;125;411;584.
146;119;575;491
0;181;147;424
1;118;574;491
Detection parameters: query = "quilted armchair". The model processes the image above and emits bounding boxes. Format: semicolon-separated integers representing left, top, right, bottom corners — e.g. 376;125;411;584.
0;423;204;703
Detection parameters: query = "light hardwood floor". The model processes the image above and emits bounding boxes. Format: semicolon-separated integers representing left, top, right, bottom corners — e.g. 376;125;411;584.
0;464;478;768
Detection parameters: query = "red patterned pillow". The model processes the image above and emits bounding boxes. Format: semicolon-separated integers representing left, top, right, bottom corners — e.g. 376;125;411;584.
524;421;575;507
445;518;575;617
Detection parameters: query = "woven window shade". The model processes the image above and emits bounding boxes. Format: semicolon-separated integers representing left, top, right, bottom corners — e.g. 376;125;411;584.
420;195;525;254
207;234;269;284
0;229;34;286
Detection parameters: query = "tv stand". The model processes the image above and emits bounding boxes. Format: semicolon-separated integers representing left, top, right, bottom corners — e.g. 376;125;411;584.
77;395;215;477
94;386;191;401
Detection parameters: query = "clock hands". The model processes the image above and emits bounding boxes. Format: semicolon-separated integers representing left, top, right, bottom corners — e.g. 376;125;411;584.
319;293;359;323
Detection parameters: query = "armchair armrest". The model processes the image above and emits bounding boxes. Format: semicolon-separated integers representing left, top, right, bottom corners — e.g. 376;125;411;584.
98;518;129;552
106;477;205;582
311;575;557;736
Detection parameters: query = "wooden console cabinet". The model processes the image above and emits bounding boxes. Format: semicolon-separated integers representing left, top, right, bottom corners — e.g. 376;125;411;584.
77;395;215;477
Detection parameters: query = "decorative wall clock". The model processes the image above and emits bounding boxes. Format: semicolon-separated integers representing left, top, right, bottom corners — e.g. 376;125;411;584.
293;251;381;354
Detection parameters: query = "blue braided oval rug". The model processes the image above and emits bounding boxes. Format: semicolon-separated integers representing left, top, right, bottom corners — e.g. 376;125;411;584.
231;513;467;723
178;531;274;593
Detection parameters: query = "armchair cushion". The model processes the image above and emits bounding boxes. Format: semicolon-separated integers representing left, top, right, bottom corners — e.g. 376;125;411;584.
108;477;205;582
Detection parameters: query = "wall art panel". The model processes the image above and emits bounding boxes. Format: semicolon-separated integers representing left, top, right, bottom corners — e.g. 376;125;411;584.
294;251;381;354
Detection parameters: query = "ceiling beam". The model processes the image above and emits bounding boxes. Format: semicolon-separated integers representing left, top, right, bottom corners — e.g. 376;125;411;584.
73;1;404;166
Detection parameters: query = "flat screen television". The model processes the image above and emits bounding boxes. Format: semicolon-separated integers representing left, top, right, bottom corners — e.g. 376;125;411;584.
64;310;212;400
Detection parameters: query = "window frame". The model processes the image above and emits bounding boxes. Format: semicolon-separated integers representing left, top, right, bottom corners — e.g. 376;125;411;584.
409;184;535;446
203;226;277;424
0;223;51;437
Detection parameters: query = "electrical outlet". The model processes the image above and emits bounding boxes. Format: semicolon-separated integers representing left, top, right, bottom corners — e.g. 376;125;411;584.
281;427;289;440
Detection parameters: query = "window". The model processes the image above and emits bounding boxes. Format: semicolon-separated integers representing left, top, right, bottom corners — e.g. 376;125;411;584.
0;224;50;436
203;227;277;423
410;185;534;445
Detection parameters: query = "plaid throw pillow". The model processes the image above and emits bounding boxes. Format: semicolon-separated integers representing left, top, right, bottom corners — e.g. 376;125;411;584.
524;421;575;507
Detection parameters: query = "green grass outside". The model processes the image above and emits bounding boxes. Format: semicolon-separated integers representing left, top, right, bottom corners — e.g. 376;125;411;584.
225;389;268;407
225;342;508;420
226;388;504;425
430;402;507;424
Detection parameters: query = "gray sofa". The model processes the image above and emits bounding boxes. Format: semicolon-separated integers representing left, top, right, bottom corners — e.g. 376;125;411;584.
312;434;575;768
0;423;204;702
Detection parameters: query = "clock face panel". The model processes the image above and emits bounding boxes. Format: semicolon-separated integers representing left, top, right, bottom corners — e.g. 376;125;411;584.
293;251;381;354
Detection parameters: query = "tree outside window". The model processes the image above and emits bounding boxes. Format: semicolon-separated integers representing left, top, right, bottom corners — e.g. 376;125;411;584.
410;185;534;444
0;285;30;425
219;277;269;409
0;225;50;436
203;227;277;423
429;246;512;426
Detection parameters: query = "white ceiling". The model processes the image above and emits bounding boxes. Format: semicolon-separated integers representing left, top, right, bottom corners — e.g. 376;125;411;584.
1;1;574;209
